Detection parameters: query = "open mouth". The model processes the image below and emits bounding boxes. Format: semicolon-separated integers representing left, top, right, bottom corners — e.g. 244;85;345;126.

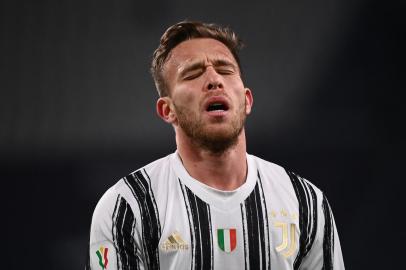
206;102;229;112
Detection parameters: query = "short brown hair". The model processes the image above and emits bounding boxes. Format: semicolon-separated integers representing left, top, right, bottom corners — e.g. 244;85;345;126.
151;21;244;97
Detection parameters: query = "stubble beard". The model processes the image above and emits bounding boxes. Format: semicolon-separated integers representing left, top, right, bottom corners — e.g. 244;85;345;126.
174;101;247;155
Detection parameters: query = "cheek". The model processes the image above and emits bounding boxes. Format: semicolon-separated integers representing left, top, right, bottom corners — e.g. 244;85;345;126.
172;87;200;107
226;77;245;92
227;80;246;100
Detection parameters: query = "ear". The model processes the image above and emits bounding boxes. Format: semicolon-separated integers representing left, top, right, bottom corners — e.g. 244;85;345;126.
244;88;254;115
156;97;177;124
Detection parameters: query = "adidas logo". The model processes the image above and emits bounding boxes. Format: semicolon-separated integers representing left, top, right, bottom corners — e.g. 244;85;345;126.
160;231;189;251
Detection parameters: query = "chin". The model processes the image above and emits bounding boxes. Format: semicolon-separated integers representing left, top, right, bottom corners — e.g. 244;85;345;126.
203;123;237;138
176;108;246;153
195;125;243;154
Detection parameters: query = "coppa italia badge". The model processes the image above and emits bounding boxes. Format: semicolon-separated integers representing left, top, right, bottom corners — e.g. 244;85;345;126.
96;246;109;269
217;228;237;253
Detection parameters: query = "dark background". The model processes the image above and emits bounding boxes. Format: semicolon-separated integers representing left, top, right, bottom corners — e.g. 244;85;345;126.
1;0;405;269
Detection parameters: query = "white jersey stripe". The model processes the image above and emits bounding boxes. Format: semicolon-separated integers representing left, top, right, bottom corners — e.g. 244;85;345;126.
224;229;231;252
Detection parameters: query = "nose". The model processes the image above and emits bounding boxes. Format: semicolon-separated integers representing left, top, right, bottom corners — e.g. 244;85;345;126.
207;81;223;90
205;67;223;91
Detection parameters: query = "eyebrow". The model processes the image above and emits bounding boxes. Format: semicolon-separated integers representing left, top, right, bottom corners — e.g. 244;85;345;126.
178;60;205;78
211;59;236;68
178;58;237;78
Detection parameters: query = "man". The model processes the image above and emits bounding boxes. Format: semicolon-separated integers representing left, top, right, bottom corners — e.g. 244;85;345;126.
87;21;345;270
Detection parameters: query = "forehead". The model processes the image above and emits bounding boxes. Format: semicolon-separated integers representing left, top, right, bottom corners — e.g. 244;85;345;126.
165;38;237;70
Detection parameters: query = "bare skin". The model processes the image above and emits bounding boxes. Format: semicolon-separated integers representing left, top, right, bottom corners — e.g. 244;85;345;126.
175;129;248;191
156;38;253;191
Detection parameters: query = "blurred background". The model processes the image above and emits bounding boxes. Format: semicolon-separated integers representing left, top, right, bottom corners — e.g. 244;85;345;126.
1;0;405;269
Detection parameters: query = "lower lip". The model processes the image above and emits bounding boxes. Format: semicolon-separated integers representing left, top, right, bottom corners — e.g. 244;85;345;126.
206;110;228;117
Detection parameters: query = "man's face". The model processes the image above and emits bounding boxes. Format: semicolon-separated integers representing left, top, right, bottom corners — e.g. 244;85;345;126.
160;38;253;153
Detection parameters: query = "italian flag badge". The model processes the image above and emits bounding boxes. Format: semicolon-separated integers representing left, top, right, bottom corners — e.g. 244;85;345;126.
217;228;237;253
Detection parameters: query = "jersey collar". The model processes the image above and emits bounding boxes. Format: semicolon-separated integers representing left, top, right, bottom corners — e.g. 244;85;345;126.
170;151;258;211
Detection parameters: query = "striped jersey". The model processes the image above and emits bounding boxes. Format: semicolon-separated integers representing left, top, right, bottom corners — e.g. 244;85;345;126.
87;152;345;270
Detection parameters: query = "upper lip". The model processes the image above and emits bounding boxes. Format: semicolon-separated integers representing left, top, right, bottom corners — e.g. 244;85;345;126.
204;95;230;111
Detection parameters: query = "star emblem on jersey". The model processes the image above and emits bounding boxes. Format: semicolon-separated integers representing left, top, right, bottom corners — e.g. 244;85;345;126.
160;231;189;251
95;246;109;269
217;228;237;253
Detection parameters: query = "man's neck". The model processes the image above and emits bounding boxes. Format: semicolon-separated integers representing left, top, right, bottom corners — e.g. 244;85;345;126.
176;129;248;191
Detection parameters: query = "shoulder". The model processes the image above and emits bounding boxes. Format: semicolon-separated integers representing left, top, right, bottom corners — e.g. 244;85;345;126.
249;153;325;199
110;153;172;198
247;155;324;215
90;154;172;227
249;154;289;180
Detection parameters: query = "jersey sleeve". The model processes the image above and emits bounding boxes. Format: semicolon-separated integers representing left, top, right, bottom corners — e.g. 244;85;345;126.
87;186;145;270
300;193;345;270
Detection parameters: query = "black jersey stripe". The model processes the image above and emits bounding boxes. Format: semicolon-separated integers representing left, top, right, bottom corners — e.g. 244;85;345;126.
297;178;319;258
287;170;318;270
124;170;161;270
142;168;161;232
130;211;139;269
186;185;213;270
240;204;249;270
179;180;195;270
189;189;203;270
179;180;213;270
307;184;318;255
196;198;212;270
322;194;334;270
112;195;140;270
303;181;312;243
112;194;121;268
241;177;270;270
257;171;271;269
207;205;214;269
245;184;260;269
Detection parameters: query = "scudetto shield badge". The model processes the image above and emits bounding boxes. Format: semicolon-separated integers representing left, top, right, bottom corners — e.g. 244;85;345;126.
217;228;237;253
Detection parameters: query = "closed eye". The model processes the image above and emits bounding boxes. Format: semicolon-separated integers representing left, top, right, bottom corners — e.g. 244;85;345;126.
216;68;235;75
183;70;204;80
